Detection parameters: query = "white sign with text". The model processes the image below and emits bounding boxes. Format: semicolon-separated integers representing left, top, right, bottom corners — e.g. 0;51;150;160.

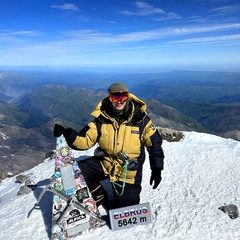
109;202;152;231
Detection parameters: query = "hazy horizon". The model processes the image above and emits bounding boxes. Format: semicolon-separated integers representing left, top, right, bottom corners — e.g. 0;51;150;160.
0;63;239;74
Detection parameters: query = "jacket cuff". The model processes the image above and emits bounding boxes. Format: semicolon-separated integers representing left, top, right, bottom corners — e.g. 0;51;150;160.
65;128;79;150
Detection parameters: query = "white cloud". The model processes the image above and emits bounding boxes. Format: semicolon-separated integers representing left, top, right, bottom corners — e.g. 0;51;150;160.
51;3;80;11
154;12;182;21
133;1;165;15
210;4;240;15
120;10;136;16
165;23;240;36
0;30;43;44
119;1;181;20
1;30;43;36
1;23;240;48
105;20;117;24
168;34;240;45
60;23;240;45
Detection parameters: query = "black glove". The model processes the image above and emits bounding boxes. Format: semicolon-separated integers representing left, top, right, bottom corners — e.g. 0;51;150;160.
150;169;162;189
53;124;66;137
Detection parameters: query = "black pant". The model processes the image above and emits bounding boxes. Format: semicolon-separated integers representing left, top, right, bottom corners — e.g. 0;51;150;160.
78;156;142;209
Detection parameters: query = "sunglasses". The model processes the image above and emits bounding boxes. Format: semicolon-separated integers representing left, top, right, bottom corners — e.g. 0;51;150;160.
109;92;129;103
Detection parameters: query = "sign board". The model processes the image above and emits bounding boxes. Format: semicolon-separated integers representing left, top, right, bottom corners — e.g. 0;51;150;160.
109;202;152;231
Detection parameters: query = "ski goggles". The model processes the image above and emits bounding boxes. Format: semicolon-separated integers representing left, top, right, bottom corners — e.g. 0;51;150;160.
109;92;129;103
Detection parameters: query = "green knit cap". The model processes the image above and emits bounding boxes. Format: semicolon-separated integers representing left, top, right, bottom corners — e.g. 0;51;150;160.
108;82;128;93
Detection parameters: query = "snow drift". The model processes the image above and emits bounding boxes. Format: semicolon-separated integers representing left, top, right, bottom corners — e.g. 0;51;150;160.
0;131;239;240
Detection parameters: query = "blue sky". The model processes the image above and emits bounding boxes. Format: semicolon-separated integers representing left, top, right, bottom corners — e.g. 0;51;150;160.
0;0;240;70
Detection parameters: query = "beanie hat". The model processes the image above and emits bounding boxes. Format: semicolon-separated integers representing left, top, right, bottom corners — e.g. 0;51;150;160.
108;82;128;93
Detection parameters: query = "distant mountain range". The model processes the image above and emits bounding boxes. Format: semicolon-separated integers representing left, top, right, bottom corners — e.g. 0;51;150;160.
0;69;239;178
130;71;240;141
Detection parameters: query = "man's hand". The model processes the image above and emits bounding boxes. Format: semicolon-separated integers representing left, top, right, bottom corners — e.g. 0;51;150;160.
150;169;162;189
53;124;65;137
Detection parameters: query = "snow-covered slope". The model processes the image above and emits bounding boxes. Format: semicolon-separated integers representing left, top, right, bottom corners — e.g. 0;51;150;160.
0;131;239;240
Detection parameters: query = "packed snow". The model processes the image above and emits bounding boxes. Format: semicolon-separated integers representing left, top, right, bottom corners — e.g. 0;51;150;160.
0;131;239;240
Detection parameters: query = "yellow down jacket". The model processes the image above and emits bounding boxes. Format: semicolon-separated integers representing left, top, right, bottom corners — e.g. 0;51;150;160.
67;93;164;184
